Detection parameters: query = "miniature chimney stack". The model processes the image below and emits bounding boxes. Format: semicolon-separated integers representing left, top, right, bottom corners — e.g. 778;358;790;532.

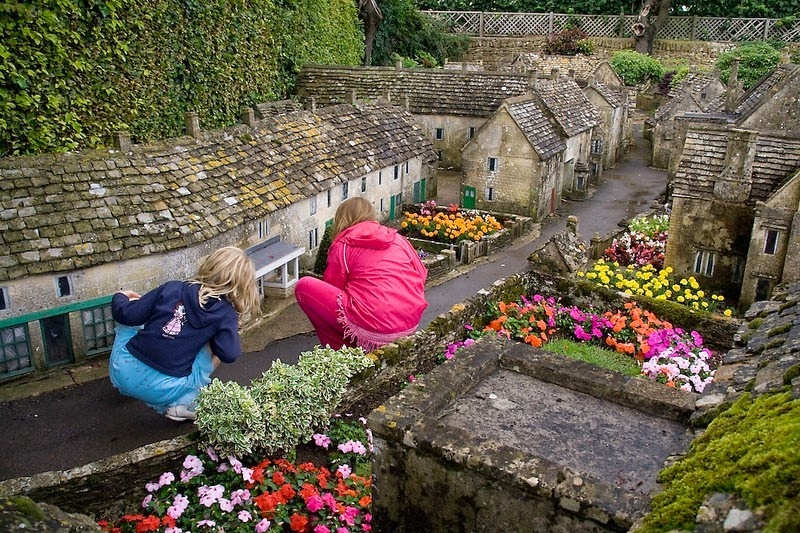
241;107;256;127
568;68;576;78
725;59;743;112
550;67;560;80
185;112;200;139
112;131;131;152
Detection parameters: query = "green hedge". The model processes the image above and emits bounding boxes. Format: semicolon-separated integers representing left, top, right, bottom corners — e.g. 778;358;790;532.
0;0;363;156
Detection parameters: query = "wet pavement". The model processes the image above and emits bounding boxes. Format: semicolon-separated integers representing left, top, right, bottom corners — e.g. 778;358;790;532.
0;120;667;481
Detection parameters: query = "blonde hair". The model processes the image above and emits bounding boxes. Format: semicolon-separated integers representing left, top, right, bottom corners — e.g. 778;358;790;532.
333;197;377;237
192;246;261;325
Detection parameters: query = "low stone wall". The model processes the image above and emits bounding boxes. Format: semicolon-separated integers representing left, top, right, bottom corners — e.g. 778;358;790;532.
368;335;696;532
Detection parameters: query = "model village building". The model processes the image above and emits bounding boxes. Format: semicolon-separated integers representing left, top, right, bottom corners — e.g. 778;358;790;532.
664;64;800;309
295;64;629;217
0;103;436;381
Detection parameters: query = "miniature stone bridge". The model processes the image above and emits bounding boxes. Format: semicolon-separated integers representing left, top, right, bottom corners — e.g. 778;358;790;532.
368;335;697;532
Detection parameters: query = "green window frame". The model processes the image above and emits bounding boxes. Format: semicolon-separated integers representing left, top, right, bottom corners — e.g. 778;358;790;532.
82;304;116;357
0;323;33;380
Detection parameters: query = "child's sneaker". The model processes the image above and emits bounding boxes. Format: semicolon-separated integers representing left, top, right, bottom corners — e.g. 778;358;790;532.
164;405;196;422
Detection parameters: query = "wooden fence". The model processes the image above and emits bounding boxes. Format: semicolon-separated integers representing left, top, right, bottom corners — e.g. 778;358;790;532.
424;11;800;42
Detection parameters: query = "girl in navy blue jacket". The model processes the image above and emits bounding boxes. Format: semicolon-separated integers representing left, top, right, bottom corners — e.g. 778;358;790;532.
110;247;260;421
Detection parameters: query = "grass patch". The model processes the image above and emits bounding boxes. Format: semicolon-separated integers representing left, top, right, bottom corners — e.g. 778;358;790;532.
541;339;642;377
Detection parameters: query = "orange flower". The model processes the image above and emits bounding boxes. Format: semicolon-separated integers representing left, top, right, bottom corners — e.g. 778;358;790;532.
134;516;160;533
279;483;297;501
536;319;547;331
289;513;309;532
524;334;542;347
272;471;285;485
299;483;319;501
254;492;278;516
359;495;372;507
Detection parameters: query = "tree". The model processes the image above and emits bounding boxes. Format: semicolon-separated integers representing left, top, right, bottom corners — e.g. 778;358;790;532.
359;0;384;66
632;0;671;55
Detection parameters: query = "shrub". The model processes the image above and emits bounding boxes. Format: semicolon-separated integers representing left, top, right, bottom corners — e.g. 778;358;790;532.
542;28;593;56
313;224;335;275
716;42;781;89
196;346;374;458
610;50;664;86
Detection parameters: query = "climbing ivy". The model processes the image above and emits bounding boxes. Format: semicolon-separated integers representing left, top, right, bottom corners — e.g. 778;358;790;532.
1;0;363;156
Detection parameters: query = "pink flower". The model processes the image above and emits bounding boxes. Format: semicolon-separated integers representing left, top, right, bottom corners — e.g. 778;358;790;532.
255;518;271;533
337;528;349;533
218;497;234;512
408;374;416;382
340;506;360;526
141;494;153;508
322;492;338;511
206;446;219;462
314;526;331;533
241;467;254;483
159;472;175;487
337;464;352;479
313;433;331;449
197;520;216;528
238;510;253;522
231;488;251;506
306;494;325;513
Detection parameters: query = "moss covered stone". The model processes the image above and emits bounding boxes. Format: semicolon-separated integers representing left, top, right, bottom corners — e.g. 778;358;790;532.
749;317;764;330
637;392;800;532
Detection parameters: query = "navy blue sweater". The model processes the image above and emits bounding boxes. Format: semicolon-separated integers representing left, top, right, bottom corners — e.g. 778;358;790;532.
111;281;241;377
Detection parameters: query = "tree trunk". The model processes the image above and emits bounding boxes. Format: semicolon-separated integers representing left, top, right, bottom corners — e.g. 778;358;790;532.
632;0;671;55
359;0;383;66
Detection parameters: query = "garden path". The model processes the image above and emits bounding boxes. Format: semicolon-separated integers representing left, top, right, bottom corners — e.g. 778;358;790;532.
0;117;668;481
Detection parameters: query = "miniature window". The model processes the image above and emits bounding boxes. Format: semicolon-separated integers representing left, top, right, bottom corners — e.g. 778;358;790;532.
0;287;7;311
308;227;319;249
341;182;349;201
327;189;332;208
577;175;585;190
764;229;780;255
393;165;399;180
591;139;603;154
468;127;475;139
56;275;72;297
693;250;716;277
258;219;270;239
485;187;495;201
731;256;745;283
488;157;498;171
435;128;444;140
380;198;385;213
437;151;443;161
309;195;317;216
361;176;367;193
82;304;115;356
0;324;32;377
405;161;409;174
378;171;383;185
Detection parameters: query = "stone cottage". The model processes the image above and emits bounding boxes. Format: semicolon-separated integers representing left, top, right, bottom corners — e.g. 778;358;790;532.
583;76;630;173
646;70;727;169
460;92;566;219
665;64;800;308
0;103;436;381
294;65;533;173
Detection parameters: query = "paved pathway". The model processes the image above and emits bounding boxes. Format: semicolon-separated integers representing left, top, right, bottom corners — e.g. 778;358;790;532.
0;121;667;481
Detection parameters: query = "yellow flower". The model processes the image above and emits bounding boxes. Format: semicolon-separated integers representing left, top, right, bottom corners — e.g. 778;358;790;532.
577;271;585;277
724;309;732;317
697;290;705;298
677;296;685;302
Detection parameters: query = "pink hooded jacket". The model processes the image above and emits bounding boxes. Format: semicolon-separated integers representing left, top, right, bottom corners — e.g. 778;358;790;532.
324;220;428;351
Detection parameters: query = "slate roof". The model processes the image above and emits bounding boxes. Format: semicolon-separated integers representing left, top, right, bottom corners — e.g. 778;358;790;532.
534;78;600;137
666;72;721;100
672;128;800;203
589;81;623;108
295;65;533;118
733;64;800;125
504;94;566;160
0;104;435;282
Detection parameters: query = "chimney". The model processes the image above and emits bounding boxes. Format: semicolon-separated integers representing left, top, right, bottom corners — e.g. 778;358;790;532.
350;88;357;105
725;59;743;112
403;95;409;110
310;97;317;113
241;107;255;127
395;60;403;70
112;131;131;152
185;112;200;139
587;74;597;87
714;128;757;202
550;67;560;80
568;68;576;78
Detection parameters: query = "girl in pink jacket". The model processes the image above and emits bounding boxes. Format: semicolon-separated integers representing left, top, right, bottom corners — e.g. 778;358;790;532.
295;197;428;351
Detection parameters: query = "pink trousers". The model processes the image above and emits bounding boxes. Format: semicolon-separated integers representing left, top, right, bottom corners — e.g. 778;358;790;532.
294;276;355;350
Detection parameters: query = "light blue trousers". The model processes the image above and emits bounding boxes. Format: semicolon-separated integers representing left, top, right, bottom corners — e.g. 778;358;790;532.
109;323;214;414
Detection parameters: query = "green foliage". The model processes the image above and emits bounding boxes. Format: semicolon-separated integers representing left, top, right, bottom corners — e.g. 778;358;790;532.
609;50;664;86
628;213;670;238
1;0;363;156
195;346;374;458
313;224;335;275
542;28;594;56
716;42;782;90
541;338;642;376
372;0;470;66
325;418;372;474
638;392;800;532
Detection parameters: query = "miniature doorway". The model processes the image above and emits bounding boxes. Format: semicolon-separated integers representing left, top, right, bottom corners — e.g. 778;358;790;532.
41;314;74;368
462;186;476;209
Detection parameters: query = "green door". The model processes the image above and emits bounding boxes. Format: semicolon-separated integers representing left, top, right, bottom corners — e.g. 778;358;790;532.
389;195;396;220
462;186;476;209
420;178;426;202
413;181;421;203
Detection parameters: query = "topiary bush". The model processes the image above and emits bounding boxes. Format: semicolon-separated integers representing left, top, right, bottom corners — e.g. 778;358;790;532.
610;50;664;86
195;346;374;459
716;41;782;90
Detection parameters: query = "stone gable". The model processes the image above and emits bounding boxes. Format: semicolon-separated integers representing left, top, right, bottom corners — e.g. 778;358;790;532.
534;78;600;137
504;95;565;160
589;80;623;108
295;65;533;118
733;64;800;121
0;104;435;282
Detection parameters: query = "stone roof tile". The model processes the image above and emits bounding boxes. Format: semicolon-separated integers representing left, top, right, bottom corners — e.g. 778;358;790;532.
295;65;533;117
0;104;434;282
534;78;600;137
505;95;566;160
734;64;800;122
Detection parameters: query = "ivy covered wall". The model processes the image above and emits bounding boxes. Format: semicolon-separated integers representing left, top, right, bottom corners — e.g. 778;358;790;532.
1;0;364;156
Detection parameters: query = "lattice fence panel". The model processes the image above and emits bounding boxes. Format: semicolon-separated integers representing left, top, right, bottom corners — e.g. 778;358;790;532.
767;20;800;42
423;11;799;41
659;17;694;40
425;11;482;34
483;12;550;36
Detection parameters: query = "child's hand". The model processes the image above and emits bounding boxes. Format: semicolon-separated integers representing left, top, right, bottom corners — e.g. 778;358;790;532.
119;289;141;300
